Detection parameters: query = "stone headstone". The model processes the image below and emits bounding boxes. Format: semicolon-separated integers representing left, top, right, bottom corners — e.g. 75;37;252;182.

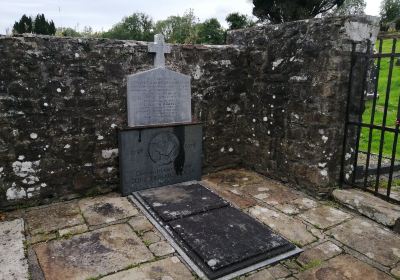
120;34;202;195
127;34;192;126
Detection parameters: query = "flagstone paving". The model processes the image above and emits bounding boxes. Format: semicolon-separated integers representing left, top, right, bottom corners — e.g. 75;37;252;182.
249;205;318;246
297;254;393;280
1;169;399;279
275;197;319;215
101;257;195;280
24;201;84;235
0;219;28;280
297;241;342;265
326;217;400;267
298;205;353;230
34;224;153;280
79;196;139;226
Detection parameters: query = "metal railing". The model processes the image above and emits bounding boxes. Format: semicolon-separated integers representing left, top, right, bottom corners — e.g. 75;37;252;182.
341;35;400;204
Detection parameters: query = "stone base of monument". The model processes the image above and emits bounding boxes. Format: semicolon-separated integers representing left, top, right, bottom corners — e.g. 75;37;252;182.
129;182;302;280
118;122;202;196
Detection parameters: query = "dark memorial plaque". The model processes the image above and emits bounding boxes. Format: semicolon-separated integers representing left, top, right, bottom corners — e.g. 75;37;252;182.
119;123;202;195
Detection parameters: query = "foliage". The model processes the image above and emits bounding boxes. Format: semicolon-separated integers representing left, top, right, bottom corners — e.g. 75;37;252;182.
154;10;199;44
226;13;255;30
252;0;345;23
102;13;154;41
33;14;56;35
13;14;56;35
13;15;33;34
334;0;366;15
380;0;400;25
56;26;103;38
56;27;81;37
196;18;225;44
13;10;251;45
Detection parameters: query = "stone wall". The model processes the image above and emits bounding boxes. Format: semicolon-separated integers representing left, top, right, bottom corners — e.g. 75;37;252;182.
0;16;379;209
226;16;379;196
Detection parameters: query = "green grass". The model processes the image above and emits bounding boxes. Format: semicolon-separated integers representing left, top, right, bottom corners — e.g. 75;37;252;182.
359;39;400;159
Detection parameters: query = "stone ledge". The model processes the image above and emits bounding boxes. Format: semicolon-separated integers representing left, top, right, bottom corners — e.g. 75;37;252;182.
0;219;29;280
332;188;400;231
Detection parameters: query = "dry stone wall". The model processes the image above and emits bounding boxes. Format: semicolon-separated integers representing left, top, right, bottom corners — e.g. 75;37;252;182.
0;16;379;208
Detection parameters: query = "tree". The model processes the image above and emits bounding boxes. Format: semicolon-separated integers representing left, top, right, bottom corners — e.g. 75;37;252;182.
48;20;56;35
338;0;366;15
12;15;33;34
334;0;366;15
226;13;255;30
196;18;225;44
252;0;345;23
13;14;55;35
155;10;199;44
33;14;56;35
380;0;400;24
102;13;154;41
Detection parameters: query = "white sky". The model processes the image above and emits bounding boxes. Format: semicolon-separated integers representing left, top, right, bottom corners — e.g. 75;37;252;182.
0;0;382;35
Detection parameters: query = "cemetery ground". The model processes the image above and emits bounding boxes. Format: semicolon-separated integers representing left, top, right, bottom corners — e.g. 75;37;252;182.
1;169;400;280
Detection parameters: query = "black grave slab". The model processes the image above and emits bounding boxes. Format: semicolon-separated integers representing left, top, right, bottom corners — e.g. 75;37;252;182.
118;123;202;195
139;184;228;221
168;207;295;279
134;183;300;280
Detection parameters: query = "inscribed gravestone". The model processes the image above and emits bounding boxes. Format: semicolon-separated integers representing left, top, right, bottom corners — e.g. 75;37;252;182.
127;34;192;126
120;34;202;195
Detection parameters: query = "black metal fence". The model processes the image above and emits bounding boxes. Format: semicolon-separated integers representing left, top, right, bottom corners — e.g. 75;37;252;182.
341;34;400;204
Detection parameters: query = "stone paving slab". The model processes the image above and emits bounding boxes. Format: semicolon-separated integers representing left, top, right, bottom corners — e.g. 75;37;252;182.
249;206;317;246
275;197;319;215
34;224;153;280
327;217;400;267
243;264;292;280
0;219;28;280
28;232;57;244
204;169;266;188
25;201;84;235
297;254;393;280
333;189;400;228
297;241;342;265
204;179;257;209
58;224;89;237
204;169;307;207
101;257;195;280
142;230;161;244
79;196;139;226
299;205;353;230
128;215;154;233
267;264;292;278
148;241;175;257
244;269;275;280
245;182;302;206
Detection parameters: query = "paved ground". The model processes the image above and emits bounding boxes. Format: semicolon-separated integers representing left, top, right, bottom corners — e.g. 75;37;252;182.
1;169;399;280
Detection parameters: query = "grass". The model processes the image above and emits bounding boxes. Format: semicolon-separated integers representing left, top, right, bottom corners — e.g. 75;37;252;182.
299;259;323;272
359;39;400;159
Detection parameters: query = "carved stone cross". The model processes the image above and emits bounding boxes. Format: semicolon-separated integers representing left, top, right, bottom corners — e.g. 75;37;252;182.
148;34;171;68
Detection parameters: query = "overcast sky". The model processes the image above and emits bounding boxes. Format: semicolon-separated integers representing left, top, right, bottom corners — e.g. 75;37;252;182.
0;0;382;35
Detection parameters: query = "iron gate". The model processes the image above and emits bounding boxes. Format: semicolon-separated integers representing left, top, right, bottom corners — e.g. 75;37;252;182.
341;34;400;204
